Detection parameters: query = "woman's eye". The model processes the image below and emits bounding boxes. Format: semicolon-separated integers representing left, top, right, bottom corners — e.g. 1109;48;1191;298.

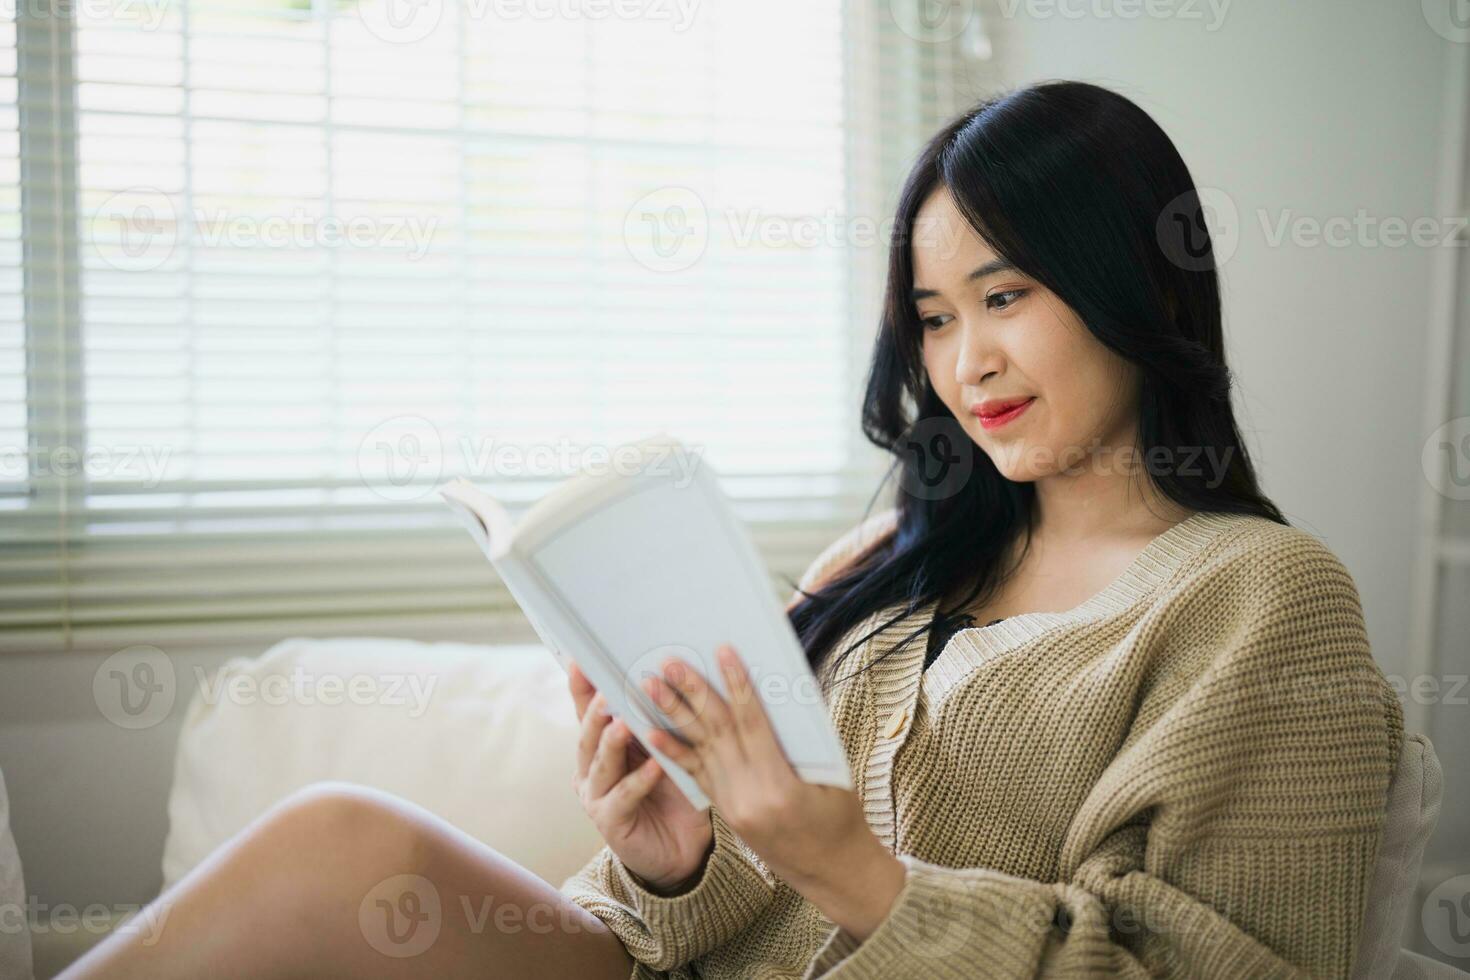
919;313;952;331
986;288;1027;311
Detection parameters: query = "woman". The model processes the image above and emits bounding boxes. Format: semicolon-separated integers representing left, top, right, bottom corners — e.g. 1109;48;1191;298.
66;79;1402;979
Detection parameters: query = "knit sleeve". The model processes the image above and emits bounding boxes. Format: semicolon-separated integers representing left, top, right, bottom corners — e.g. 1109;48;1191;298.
801;534;1404;980
559;805;780;973
786;507;899;608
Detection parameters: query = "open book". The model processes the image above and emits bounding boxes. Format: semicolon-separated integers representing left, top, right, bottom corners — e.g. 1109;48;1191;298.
436;433;852;811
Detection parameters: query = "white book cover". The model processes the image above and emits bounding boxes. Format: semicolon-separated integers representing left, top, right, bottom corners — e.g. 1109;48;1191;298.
436;433;852;811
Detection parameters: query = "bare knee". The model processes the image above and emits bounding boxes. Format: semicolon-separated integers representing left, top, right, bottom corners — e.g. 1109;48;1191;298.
248;781;430;881
264;780;415;829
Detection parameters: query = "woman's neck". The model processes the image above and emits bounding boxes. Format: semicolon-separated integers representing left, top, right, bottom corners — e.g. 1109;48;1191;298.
1027;481;1197;552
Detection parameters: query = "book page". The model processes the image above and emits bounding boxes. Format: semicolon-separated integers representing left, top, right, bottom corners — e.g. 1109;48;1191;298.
520;468;849;786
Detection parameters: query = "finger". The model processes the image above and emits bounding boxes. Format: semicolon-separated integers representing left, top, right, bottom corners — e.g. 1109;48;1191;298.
643;675;740;811
718;644;792;779
576;691;611;780
568;662;596;720
646;724;698;768
645;665;742;805
587;716;632;799
624;730;651;766
646;726;709;791
659;657;738;750
669;656;751;780
719;645;775;745
643;670;703;740
600;756;664;820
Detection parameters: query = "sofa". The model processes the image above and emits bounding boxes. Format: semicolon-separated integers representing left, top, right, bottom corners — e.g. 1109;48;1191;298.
58;636;1468;977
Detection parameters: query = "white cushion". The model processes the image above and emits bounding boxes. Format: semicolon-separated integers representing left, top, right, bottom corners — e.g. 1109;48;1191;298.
1353;732;1443;980
0;766;34;980
162;637;606;891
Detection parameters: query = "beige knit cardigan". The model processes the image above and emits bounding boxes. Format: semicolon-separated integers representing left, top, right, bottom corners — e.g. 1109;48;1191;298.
560;508;1404;979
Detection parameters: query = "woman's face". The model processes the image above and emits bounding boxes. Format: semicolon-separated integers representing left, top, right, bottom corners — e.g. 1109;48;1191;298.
912;186;1141;483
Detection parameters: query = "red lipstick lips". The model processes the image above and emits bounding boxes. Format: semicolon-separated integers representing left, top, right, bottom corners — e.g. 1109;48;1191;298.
971;396;1035;431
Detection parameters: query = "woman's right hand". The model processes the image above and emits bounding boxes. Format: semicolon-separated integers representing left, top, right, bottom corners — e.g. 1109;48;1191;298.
568;661;715;894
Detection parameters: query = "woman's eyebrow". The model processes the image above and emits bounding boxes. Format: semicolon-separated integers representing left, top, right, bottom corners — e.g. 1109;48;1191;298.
910;258;1019;302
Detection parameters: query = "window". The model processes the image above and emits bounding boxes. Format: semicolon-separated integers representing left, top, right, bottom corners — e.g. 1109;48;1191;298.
2;0;987;652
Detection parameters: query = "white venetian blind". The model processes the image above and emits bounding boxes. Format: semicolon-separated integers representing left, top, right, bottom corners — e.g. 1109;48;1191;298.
1;0;989;653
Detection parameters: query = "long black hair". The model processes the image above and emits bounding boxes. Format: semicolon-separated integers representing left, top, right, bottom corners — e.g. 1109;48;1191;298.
787;79;1287;679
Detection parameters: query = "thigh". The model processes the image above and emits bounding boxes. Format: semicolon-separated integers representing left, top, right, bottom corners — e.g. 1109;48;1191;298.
300;783;637;980
65;782;637;980
356;786;636;980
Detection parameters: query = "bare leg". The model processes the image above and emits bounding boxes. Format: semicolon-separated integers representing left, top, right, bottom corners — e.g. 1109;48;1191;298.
59;781;635;980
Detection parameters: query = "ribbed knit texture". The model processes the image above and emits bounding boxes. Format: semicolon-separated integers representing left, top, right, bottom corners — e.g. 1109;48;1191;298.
559;509;1404;979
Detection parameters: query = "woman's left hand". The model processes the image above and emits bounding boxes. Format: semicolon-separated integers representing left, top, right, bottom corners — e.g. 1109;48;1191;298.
641;644;907;940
